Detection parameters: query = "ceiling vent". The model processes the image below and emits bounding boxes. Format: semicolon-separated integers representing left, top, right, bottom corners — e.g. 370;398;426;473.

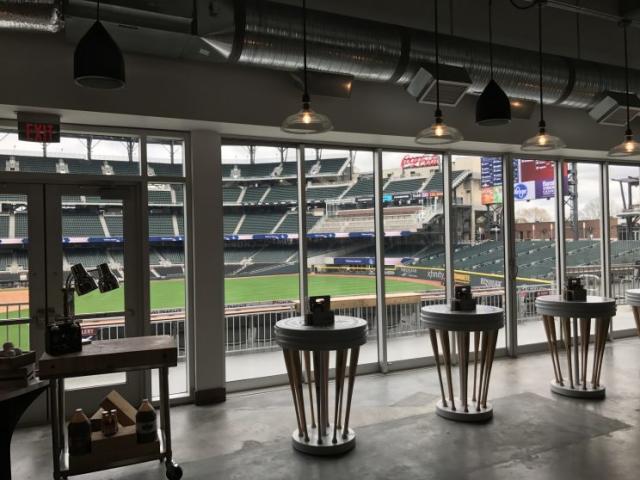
588;91;640;126
406;64;472;107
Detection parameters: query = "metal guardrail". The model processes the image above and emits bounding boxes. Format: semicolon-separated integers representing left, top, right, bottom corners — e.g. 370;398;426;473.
2;277;639;356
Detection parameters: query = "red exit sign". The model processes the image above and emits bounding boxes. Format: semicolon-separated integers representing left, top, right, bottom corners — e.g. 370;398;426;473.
17;112;60;143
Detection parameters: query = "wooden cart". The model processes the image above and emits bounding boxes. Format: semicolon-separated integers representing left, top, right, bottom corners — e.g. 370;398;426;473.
39;336;182;480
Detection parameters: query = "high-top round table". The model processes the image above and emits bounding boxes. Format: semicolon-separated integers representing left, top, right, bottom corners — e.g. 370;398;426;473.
420;305;504;422
626;289;640;336
535;295;616;399
274;315;367;456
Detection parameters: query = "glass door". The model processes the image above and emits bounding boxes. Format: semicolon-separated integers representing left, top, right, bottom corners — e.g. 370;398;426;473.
45;184;146;413
0;184;46;360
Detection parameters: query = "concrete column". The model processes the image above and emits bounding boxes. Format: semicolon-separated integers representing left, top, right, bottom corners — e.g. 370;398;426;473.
190;130;226;404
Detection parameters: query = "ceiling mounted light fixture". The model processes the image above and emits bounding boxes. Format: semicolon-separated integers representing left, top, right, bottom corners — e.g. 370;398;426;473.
521;1;565;152
609;19;640;158
74;0;125;89
476;0;511;126
415;0;463;145
281;0;333;134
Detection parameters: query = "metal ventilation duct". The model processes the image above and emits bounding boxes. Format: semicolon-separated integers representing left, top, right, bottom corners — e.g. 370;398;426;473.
0;0;63;33
200;0;640;110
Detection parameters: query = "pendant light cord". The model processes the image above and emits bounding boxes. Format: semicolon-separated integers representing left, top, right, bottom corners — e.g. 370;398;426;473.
302;0;309;102
434;0;441;117
623;20;631;132
96;0;100;22
538;0;545;125
488;0;494;79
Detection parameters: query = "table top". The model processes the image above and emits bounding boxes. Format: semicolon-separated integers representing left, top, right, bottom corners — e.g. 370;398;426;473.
535;295;616;318
0;379;48;403
626;289;640;306
420;304;504;331
275;315;368;351
38;336;177;379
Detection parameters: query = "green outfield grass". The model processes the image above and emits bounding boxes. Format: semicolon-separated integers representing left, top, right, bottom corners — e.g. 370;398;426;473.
225;274;437;304
1;274;435;350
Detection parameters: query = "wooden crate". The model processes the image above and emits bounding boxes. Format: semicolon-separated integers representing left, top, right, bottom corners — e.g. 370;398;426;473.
68;425;160;475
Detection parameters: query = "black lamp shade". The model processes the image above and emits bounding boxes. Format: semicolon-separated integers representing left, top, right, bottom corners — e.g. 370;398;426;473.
97;263;120;293
74;21;125;89
70;264;98;296
476;79;511;126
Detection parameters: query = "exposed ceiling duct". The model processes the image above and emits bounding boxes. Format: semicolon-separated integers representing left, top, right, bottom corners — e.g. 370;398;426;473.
0;0;63;33
200;0;640;110
1;0;639;113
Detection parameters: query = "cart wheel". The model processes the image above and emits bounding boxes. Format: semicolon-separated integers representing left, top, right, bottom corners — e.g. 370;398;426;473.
165;460;183;480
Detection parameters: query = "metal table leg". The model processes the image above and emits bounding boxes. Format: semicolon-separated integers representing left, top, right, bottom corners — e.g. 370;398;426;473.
159;366;182;480
50;378;60;480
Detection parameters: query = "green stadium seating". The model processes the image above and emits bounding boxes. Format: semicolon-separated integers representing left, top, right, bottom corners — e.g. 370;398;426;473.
223;187;242;204
343;177;374;197
0;215;9;238
149;214;176;236
65;159;103;175
242;186;269;204
306;185;348;201
238;213;284;234
384;178;426;194
14;214;27;238
62;214;105;237
224;214;242;234
275;214;319;233
263;185;297;203
104;215;123;236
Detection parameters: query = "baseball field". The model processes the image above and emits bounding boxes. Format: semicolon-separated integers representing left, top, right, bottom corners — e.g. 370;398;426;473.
0;274;439;350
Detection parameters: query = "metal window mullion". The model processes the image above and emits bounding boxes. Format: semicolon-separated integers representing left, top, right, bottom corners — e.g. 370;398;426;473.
296;145;309;315
140;134;148;178
373;148;388;372
554;160;566;293
600;163;611;297
502;154;518;356
443;152;454;305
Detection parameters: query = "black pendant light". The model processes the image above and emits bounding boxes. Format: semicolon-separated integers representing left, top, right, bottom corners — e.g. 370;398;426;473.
522;0;565;151
74;0;125;89
416;0;463;145
609;19;640;157
476;0;511;126
281;0;333;134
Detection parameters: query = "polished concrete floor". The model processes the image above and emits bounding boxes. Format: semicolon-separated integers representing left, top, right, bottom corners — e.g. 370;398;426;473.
12;336;640;479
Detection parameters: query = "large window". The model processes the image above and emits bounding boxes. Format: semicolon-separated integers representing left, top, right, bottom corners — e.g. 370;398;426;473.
222;144;300;382
305;148;378;365
452;155;506;349
608;164;640;332
0;129;140;176
563;161;603;296
513;158;558;346
382;151;446;362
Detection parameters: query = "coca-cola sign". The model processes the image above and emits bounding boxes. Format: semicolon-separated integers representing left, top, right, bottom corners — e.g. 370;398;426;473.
401;154;439;170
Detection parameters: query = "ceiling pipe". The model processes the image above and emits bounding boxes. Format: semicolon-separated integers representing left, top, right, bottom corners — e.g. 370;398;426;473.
0;0;63;33
201;0;640;110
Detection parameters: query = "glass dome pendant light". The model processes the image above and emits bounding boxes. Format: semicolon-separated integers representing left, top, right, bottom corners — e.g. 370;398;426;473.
609;19;640;157
281;0;333;134
415;0;463;145
476;0;511;126
521;0;565;152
